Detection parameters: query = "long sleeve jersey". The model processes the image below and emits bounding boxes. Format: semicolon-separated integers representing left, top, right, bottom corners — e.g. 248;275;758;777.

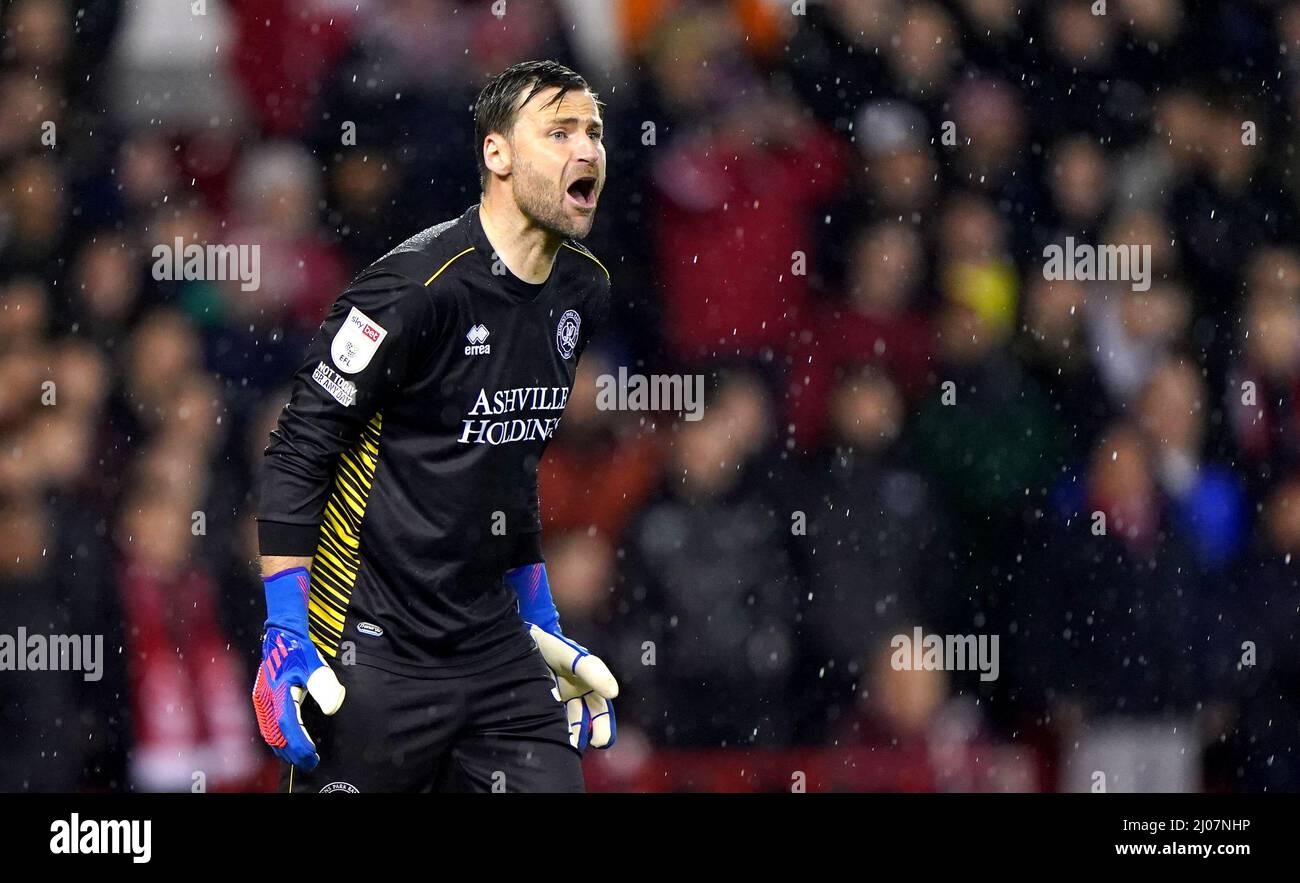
256;203;611;676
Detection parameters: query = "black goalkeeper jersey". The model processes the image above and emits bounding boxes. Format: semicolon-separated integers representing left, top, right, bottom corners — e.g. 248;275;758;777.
256;204;611;676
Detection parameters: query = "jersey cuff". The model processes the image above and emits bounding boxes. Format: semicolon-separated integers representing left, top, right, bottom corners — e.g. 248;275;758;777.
506;531;544;569
257;519;321;557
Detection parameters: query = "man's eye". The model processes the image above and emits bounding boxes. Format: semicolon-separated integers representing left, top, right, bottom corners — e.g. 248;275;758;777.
550;131;567;140
590;131;603;141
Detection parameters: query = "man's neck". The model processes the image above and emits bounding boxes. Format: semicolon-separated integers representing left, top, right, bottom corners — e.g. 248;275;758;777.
478;192;562;284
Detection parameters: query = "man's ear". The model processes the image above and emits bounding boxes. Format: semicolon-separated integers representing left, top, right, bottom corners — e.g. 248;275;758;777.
483;132;512;181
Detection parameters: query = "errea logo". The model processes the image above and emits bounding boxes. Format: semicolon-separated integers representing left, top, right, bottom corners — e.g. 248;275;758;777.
465;324;491;356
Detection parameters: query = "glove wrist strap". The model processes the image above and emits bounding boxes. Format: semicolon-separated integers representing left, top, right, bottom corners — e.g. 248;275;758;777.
264;567;311;635
505;562;561;635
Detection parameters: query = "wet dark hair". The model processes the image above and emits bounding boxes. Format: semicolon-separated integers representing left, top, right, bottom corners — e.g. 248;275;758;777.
472;60;598;189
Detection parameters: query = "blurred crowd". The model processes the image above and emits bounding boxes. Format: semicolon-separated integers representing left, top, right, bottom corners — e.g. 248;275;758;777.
1;0;1299;792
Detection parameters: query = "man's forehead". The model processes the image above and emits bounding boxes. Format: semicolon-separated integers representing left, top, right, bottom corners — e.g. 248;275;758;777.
517;86;602;123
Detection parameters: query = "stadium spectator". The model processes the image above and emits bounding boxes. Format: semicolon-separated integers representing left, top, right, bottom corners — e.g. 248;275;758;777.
785;365;952;735
785;220;934;450
619;368;801;747
1021;424;1206;791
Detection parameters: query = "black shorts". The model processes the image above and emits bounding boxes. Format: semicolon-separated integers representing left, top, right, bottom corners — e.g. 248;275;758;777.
282;642;584;793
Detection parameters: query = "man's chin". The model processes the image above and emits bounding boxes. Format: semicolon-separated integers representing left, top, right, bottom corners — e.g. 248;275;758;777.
561;208;597;240
569;218;595;240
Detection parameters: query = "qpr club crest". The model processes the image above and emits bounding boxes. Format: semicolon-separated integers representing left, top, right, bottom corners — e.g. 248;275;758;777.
556;309;581;360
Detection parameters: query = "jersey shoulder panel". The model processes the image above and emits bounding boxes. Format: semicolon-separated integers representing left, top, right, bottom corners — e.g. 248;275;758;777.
325;216;479;375
560;238;611;285
364;213;478;293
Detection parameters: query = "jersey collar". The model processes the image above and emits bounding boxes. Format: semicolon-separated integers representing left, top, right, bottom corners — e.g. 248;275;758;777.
465;203;555;303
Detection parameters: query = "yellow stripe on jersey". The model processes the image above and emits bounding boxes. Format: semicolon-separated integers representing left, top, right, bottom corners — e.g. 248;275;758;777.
309;410;383;657
561;241;610;281
425;246;476;286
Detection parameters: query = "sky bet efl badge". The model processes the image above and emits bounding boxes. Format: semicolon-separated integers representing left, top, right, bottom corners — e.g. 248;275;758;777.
556;309;581;359
332;306;387;374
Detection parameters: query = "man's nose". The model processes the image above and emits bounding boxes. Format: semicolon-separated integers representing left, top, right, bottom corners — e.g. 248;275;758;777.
574;135;600;164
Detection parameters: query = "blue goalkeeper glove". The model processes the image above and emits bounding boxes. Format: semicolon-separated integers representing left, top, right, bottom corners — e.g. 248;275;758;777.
505;562;618;751
251;567;345;771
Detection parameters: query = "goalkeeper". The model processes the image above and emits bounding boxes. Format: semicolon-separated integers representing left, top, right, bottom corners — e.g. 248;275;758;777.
252;61;617;793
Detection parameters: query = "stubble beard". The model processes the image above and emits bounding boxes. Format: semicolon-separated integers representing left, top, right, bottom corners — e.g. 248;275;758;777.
511;154;595;241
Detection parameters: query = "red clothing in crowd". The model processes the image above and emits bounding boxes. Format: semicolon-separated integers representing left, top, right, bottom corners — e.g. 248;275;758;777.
119;559;259;791
540;432;664;539
786;303;935;451
226;0;355;136
653;123;848;362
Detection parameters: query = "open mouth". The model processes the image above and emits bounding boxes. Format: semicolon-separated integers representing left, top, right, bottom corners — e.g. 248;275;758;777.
566;176;598;210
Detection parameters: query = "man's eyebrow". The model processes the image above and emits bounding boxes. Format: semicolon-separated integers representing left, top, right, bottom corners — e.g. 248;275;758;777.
544;116;604;127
